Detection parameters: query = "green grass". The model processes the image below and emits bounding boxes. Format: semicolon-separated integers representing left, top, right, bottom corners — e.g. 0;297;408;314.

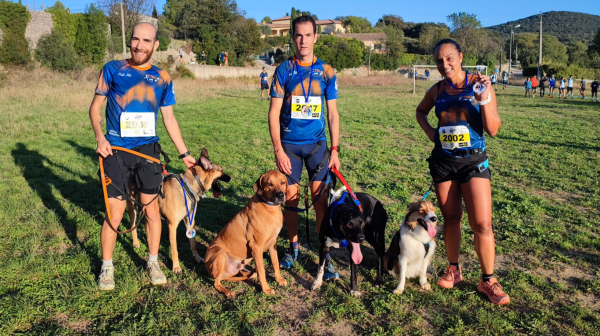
1;75;599;335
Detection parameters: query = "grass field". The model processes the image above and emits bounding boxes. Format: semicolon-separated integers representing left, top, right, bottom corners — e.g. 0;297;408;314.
1;68;599;335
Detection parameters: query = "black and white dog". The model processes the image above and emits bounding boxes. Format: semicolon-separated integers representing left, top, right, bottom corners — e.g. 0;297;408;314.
311;188;388;296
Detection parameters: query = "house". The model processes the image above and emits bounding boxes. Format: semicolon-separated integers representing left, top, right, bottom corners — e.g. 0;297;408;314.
259;16;346;37
333;32;387;52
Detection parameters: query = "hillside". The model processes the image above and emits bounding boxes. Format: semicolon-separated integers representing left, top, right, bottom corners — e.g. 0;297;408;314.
486;11;600;44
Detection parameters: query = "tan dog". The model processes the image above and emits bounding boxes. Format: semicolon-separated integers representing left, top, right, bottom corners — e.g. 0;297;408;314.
204;170;288;298
128;148;230;274
384;201;438;294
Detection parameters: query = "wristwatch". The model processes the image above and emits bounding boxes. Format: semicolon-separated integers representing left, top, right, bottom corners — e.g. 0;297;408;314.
331;145;340;153
178;151;191;159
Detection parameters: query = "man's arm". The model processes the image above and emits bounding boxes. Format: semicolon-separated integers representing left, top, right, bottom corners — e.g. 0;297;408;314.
268;97;291;174
89;94;112;157
326;99;340;169
161;105;196;168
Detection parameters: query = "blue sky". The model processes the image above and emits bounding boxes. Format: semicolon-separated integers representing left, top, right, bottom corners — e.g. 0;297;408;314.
19;0;600;27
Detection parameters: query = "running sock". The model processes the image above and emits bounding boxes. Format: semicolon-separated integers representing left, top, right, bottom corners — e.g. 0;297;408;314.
450;262;459;269
482;273;494;282
148;254;158;263
290;241;299;258
102;259;113;268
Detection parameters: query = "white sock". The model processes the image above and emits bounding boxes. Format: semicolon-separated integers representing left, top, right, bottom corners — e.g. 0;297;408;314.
102;259;113;268
148;254;158;263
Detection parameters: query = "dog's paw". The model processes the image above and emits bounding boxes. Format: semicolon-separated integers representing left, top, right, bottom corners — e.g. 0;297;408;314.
350;290;361;297
276;277;288;287
132;241;141;249
311;280;323;291
392;288;404;295
263;287;275;295
224;290;236;299
421;282;431;291
172;266;183;274
194;255;205;264
374;277;384;288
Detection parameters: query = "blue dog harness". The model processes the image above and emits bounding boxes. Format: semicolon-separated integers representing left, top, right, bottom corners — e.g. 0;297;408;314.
329;192;361;248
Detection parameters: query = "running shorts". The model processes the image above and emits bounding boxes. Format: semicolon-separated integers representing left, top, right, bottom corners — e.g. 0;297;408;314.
100;142;163;198
427;150;491;184
567;87;573;93
282;141;329;185
261;83;269;90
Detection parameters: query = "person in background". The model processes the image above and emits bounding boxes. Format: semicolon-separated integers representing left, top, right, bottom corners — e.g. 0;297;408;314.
524;77;532;98
539;73;547;98
502;72;508;91
220;51;225;66
530;76;538;98
271;55;275;66
559;77;566;98
224;51;229;66
591;78;598;102
548;75;556;98
201;50;206;65
567;75;574;99
179;47;184;64
259;67;270;101
580;77;586;99
425;69;430;81
490;70;498;91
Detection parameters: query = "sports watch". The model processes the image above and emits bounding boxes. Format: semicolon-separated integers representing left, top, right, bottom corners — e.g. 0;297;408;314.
331;145;340;153
178;151;191;159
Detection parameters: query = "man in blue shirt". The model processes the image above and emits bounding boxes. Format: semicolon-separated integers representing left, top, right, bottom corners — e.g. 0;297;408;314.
259;67;270;101
89;23;197;290
549;75;556;98
268;16;341;280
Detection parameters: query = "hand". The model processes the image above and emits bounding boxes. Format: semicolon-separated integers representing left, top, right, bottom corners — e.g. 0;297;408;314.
182;155;197;169
474;71;492;101
96;137;113;158
328;151;341;170
275;150;292;175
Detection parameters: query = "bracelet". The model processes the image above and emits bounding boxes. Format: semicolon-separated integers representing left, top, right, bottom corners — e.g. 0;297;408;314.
479;95;492;106
274;147;283;154
178;151;191;159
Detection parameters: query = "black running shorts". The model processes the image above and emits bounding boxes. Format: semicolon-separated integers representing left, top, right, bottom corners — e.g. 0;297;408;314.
428;150;491;184
261;83;269;90
99;142;163;198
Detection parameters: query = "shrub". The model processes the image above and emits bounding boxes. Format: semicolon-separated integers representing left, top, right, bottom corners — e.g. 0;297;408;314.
315;35;364;70
0;0;31;65
176;65;195;79
370;53;399;70
36;29;82;72
74;5;108;64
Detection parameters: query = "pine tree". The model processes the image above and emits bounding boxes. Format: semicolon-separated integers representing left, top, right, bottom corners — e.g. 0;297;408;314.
152;6;158;19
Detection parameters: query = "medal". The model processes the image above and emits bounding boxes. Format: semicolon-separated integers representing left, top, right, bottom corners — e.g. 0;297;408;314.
296;57;314;103
473;83;486;94
186;228;196;239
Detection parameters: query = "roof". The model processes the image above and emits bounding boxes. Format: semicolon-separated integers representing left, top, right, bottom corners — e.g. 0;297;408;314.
316;19;342;25
333;33;387;42
259;23;290;29
272;16;291;21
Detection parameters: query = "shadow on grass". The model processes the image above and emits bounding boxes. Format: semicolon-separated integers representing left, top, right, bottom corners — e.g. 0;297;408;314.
11;143;146;274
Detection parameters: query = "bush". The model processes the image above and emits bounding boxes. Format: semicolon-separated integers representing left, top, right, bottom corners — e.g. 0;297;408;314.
157;20;171;51
176;65;195;79
370;53;399;70
0;0;31;65
74;5;108;64
315;35;364;70
36;29;82;72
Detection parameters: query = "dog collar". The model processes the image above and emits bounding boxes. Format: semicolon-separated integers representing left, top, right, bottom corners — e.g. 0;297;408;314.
256;194;279;206
191;167;208;195
329;192;359;248
182;174;200;201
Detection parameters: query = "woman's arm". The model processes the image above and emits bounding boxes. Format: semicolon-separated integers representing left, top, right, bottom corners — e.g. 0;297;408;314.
415;85;438;142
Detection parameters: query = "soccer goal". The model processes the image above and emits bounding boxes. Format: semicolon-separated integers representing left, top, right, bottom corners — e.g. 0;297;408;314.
413;65;488;94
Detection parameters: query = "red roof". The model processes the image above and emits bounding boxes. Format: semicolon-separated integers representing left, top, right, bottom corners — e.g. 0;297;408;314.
272;16;291;21
316;19;342;25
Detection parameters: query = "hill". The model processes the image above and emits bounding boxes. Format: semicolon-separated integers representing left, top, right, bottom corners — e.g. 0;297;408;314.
486;11;600;44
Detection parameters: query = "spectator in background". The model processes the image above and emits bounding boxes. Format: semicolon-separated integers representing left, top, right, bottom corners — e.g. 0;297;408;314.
259;67;270;101
490;70;497;91
201;50;206;65
539;73;547;98
580;77;586;99
220;51;225;66
524;77;532;98
502;72;508;91
179;47;184;64
559;77;566;98
567;75;574;99
548;75;556;98
591;78;598;102
271;55;275;65
425;69;430;81
224;51;229;66
530;76;538;98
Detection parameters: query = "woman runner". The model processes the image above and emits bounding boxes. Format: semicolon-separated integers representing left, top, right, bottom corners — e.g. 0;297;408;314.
415;39;509;305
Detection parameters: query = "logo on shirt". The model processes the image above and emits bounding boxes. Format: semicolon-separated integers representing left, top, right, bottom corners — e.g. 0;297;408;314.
312;69;322;77
118;72;131;77
459;95;474;101
145;74;159;83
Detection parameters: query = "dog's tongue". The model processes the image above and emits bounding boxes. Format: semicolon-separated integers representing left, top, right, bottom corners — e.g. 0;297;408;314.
213;191;221;198
350;242;363;265
427;223;437;238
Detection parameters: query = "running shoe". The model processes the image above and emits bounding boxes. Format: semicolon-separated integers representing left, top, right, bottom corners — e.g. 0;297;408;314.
437;264;462;288
477;278;510;305
147;261;167;285
98;266;115;290
279;250;301;269
323;258;339;281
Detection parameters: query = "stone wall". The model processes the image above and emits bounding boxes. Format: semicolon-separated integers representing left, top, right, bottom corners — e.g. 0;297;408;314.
25;9;53;50
186;64;263;79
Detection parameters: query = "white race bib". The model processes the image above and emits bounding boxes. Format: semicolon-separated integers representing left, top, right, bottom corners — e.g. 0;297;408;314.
120;112;155;137
291;96;322;119
439;126;471;150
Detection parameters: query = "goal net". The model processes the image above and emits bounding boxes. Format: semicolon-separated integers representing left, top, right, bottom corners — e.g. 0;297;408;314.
412;65;488;94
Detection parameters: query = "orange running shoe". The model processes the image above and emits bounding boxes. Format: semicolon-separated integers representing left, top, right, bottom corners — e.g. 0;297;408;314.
437;265;462;288
477;278;510;305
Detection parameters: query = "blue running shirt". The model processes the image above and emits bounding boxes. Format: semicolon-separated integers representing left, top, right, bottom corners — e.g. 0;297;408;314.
270;56;338;145
95;60;176;149
260;72;268;84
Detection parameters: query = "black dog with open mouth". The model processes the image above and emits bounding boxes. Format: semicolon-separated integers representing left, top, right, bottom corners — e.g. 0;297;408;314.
311;189;388;296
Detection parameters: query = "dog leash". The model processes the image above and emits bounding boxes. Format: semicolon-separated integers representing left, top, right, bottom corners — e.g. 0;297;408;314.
178;176;197;238
99;146;169;234
331;166;362;212
421;182;434;201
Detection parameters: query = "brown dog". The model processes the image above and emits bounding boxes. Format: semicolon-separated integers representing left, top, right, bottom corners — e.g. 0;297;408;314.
128;148;230;274
204;170;288;298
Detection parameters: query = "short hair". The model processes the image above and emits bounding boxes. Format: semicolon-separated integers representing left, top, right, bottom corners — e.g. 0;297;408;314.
262;67;265;70
434;39;462;54
130;22;159;42
293;16;317;35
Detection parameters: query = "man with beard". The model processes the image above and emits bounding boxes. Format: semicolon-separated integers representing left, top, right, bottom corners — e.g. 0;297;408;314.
89;22;197;290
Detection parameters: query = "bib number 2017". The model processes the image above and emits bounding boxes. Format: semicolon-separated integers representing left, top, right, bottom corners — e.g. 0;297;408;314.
291;96;322;120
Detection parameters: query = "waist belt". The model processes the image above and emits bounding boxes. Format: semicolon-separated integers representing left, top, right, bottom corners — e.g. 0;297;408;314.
451;147;485;157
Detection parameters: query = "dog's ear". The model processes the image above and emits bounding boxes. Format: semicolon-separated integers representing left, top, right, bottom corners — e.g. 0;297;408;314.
201;148;209;159
253;176;263;195
404;203;419;229
200;156;214;171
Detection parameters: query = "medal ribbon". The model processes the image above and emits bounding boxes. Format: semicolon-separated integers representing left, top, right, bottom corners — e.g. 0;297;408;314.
296;57;314;103
446;71;480;90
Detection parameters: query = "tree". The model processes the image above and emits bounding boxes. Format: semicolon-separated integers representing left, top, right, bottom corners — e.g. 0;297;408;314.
514;33;567;67
567;41;588;66
588;28;600;59
74;4;108;63
315;35;364;69
98;0;156;49
418;25;450;54
337;16;371;33
46;1;79;43
261;16;271;23
152;5;157;18
375;15;409;31
0;0;31;65
36;29;82;71
447;12;481;31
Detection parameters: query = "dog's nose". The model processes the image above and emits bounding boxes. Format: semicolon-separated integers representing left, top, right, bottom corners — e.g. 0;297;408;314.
358;236;365;243
275;191;284;198
430;216;437;223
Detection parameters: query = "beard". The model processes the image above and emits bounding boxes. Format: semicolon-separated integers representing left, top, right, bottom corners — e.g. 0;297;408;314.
130;47;153;66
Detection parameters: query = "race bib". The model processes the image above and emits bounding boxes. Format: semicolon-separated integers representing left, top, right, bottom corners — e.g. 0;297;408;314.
291;96;322;119
439;126;471;150
120;112;155;137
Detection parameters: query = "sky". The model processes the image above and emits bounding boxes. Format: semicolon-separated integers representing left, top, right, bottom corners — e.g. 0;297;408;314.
18;0;600;27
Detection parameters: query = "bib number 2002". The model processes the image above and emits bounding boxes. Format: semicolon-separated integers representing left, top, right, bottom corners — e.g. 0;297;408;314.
439;126;471;150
